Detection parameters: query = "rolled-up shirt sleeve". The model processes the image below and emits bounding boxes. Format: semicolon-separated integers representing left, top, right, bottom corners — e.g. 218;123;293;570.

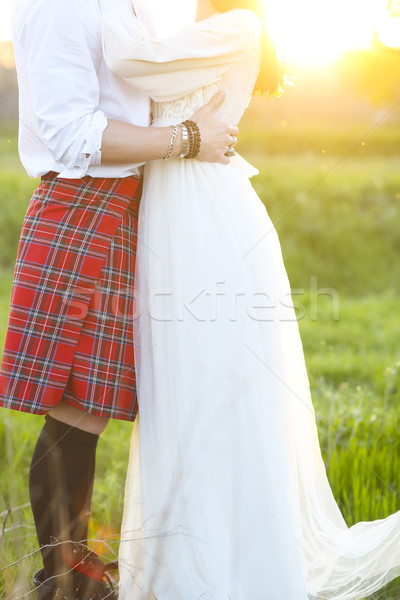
15;0;108;177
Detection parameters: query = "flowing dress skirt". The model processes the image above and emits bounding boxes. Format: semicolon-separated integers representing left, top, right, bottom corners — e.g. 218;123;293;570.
119;157;400;600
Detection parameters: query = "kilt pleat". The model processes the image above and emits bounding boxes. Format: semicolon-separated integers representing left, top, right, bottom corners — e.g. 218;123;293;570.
0;173;142;421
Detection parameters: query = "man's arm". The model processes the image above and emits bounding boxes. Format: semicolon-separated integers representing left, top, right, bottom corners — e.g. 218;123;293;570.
101;92;238;165
16;0;237;176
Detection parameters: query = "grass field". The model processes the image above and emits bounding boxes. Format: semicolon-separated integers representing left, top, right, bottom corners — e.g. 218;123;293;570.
0;112;400;599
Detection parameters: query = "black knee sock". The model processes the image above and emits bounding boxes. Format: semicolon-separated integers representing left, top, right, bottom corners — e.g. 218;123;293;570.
29;414;99;578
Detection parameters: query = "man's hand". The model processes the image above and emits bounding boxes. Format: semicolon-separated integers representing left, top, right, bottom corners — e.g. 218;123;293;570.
191;91;239;165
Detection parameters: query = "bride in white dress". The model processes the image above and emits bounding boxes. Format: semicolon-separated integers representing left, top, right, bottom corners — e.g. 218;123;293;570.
102;1;400;598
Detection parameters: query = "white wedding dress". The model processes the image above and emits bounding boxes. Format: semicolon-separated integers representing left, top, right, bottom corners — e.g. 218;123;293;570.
102;5;400;599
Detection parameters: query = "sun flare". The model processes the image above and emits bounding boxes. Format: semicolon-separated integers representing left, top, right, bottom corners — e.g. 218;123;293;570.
264;0;400;65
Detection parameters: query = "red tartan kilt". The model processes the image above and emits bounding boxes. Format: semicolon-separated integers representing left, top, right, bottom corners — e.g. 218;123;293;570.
0;173;142;421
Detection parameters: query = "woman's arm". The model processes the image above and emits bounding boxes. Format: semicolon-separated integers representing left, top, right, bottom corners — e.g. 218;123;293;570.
102;9;261;101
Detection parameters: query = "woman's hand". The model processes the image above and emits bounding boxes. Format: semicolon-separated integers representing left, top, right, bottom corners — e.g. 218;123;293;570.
101;92;238;165
191;91;239;164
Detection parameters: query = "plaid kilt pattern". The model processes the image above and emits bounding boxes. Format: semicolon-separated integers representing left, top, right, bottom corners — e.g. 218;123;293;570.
0;173;142;421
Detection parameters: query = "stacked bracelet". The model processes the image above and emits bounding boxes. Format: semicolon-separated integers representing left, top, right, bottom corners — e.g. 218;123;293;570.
164;125;179;160
178;124;189;158
182;120;201;159
164;121;202;160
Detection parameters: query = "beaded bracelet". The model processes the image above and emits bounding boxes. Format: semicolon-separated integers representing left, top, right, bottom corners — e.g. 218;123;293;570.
182;120;201;159
185;123;194;158
184;120;201;159
164;125;178;160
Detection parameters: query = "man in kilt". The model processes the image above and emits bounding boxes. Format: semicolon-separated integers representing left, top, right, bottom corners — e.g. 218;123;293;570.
0;0;239;597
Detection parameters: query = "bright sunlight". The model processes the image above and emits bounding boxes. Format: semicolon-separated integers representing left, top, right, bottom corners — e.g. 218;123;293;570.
0;0;399;63
264;0;400;65
0;0;12;42
139;0;400;65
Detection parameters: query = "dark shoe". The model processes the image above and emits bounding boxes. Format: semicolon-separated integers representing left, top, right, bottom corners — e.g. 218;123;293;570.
33;565;118;600
33;570;67;600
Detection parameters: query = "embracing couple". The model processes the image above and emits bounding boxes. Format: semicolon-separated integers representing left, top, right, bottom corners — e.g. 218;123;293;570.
2;0;400;598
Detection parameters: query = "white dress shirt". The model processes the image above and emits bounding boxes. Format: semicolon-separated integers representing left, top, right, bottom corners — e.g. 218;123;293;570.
12;0;151;179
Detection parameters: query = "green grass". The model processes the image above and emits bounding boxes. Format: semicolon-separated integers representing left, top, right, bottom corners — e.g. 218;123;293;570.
238;119;400;158
0;119;400;598
249;154;400;296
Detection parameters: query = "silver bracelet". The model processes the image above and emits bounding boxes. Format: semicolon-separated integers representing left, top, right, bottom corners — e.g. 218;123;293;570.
178;124;189;158
164;125;178;160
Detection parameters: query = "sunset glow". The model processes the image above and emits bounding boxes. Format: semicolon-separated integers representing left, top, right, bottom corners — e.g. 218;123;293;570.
0;0;399;64
264;0;400;65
